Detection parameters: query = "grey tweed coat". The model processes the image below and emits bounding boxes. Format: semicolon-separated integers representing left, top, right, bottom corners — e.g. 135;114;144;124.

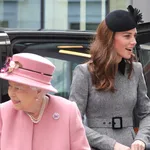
69;62;150;150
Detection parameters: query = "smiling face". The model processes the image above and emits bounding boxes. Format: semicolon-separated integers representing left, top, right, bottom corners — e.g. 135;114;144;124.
113;28;137;62
8;81;39;112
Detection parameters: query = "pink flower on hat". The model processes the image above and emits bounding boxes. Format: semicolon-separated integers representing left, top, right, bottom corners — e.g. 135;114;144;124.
0;53;57;93
0;57;21;73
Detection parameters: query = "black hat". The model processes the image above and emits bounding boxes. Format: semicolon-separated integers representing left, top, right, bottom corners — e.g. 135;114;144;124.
105;5;143;32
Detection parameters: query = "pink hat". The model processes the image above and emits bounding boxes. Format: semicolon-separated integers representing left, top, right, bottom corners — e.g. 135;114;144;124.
0;53;57;93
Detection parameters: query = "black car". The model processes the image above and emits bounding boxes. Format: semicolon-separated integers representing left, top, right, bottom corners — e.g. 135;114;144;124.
0;22;150;103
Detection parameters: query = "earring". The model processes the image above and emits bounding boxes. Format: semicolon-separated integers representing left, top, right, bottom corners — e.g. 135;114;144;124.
36;98;39;102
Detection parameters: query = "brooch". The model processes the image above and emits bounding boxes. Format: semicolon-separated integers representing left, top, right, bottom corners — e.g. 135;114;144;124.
52;112;60;120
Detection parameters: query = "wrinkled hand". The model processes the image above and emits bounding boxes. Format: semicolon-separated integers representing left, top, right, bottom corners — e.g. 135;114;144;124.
114;142;131;150
131;140;145;150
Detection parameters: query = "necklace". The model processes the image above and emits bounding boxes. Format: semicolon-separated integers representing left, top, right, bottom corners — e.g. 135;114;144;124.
26;97;48;123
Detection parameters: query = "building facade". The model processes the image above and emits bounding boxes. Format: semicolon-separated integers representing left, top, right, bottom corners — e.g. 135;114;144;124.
0;0;149;31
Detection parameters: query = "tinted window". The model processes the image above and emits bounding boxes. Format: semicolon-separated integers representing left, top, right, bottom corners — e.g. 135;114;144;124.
12;42;90;99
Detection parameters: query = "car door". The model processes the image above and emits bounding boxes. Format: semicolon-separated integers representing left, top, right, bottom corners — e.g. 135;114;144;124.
0;30;94;103
132;22;150;131
136;22;150;97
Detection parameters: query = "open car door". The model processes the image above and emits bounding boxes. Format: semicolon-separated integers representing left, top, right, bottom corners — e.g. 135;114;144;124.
136;22;150;97
133;22;150;132
0;30;93;103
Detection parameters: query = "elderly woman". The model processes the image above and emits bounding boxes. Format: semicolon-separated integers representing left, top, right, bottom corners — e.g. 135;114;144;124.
0;53;90;150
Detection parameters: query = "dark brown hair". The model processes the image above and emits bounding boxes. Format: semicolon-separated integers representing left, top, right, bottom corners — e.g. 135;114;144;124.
88;20;134;92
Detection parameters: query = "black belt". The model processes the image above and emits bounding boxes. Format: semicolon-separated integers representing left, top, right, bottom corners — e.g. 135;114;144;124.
87;117;133;129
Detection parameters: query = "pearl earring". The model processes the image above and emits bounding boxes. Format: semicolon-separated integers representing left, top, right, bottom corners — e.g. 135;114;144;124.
36;98;39;101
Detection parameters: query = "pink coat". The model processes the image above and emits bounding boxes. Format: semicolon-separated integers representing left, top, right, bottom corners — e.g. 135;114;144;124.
0;95;90;150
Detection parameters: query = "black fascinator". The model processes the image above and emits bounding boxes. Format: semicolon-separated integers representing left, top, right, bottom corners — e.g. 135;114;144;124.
105;5;143;32
127;5;143;24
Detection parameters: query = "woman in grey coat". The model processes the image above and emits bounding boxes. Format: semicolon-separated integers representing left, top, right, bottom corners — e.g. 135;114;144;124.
69;5;150;150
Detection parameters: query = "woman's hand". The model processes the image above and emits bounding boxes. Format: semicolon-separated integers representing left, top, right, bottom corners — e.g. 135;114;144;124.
131;140;145;150
114;142;131;150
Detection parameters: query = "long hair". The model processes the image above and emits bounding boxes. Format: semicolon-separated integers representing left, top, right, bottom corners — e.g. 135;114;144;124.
88;20;134;92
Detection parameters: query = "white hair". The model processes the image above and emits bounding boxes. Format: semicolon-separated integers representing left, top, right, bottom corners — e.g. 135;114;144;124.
30;86;40;91
30;86;48;96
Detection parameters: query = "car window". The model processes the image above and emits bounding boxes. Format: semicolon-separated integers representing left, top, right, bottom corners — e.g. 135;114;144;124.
12;42;90;99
